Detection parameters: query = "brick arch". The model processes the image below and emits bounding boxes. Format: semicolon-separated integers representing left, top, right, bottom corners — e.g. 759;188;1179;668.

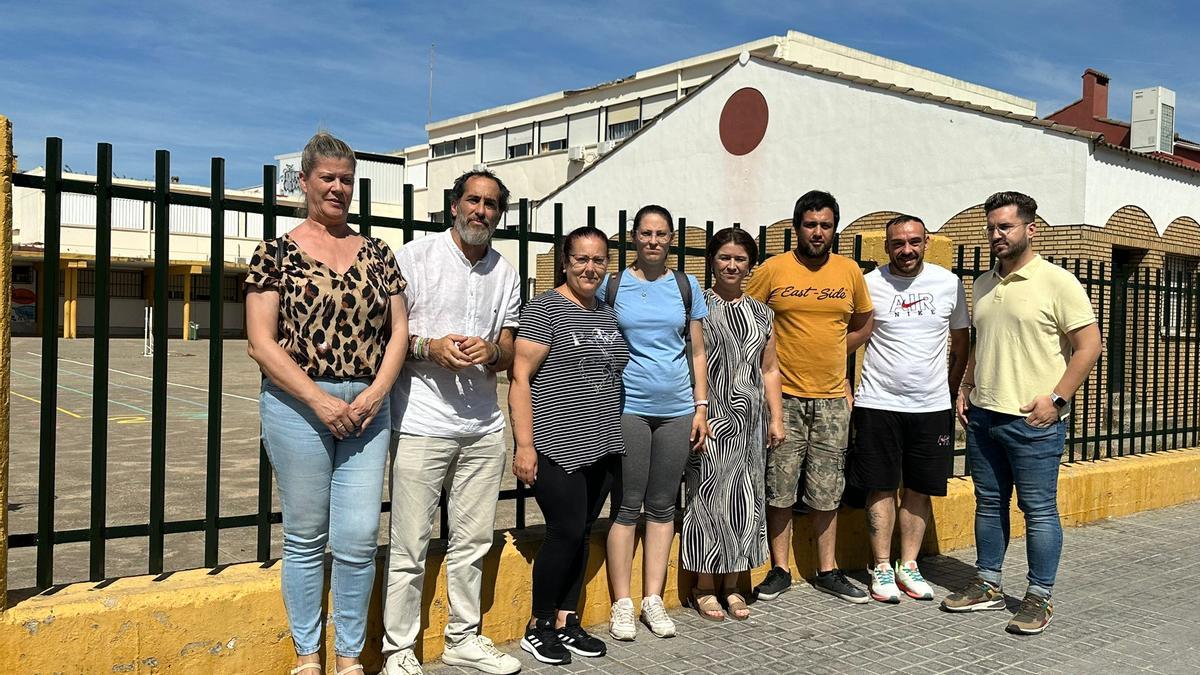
841;211;903;237
1162;216;1200;253
1104;205;1158;241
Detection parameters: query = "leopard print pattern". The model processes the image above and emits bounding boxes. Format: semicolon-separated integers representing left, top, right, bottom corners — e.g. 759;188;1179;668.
245;234;406;378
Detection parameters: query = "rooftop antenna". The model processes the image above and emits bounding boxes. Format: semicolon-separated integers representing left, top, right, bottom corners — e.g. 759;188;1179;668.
428;43;436;124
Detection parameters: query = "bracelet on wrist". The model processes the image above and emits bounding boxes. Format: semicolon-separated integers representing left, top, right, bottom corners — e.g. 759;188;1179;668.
959;383;975;390
694;399;709;408
487;342;501;366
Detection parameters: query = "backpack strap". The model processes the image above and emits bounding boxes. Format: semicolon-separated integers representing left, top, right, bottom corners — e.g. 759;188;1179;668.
672;269;692;344
604;267;624;309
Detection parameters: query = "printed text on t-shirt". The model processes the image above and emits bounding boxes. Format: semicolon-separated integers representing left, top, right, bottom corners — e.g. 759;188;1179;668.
775;285;849;300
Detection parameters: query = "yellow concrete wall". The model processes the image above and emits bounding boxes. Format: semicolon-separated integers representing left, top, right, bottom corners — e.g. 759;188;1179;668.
1;114;13;612
3;446;1200;673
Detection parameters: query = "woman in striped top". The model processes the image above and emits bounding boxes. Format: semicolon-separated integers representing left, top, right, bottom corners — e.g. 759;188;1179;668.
509;226;630;666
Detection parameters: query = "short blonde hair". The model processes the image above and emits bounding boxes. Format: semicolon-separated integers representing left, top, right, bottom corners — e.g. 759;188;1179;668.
301;131;356;175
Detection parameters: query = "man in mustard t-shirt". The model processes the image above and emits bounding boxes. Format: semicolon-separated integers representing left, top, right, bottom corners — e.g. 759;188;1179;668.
942;192;1101;636
746;190;874;604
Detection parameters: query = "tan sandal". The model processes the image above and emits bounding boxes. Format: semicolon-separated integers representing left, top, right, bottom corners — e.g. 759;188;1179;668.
724;592;750;621
289;664;322;675
335;666;364;675
690;589;726;622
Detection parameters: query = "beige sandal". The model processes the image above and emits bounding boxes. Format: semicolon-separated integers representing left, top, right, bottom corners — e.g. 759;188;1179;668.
289;664;321;675
724;592;750;620
690;589;726;622
335;666;364;675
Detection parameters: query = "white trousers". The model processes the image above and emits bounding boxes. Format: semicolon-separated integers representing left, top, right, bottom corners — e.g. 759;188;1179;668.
381;430;507;655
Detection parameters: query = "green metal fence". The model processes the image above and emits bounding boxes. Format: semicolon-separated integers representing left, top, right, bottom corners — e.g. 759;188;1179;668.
6;137;1199;590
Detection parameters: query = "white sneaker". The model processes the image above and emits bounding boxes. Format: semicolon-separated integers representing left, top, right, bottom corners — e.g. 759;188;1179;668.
895;560;935;600
868;564;902;603
383;649;423;675
639;595;677;638
441;635;521;675
609;597;637;641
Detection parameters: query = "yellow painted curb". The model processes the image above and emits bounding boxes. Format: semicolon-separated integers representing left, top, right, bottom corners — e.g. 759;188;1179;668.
3;447;1200;673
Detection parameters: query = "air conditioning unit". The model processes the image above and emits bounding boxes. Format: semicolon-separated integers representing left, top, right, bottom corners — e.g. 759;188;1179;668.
472;163;488;172
1131;86;1176;154
567;145;586;162
597;140;617;156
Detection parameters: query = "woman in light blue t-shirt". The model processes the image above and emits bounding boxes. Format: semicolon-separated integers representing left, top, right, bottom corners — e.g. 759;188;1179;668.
599;204;710;641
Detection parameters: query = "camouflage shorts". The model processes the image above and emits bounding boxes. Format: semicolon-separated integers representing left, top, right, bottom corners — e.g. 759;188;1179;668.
765;396;851;511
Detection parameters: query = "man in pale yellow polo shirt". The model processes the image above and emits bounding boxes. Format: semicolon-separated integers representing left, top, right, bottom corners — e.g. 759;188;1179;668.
942;192;1101;636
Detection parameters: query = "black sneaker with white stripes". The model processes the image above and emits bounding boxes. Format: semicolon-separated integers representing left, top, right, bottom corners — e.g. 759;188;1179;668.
555;612;606;657
521;618;572;665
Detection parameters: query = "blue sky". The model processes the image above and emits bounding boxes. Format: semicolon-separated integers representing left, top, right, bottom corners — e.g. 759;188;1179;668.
3;0;1197;188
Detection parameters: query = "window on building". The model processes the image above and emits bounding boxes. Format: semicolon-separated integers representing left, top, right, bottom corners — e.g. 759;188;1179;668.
481;130;506;163
112;270;144;298
431;135;476;158
640;92;675;123
606;101;641;141
66;269;143;298
567;109;600;147
507;125;533;159
606;119;640;141
1162;254;1198;336
188;274;244;302
78;269;95;297
540;116;568;153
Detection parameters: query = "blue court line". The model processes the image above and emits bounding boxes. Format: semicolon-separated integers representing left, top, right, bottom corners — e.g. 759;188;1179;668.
10;368;152;415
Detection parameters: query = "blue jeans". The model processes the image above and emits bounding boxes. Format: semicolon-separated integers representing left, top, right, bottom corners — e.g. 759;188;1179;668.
966;407;1064;598
261;377;389;658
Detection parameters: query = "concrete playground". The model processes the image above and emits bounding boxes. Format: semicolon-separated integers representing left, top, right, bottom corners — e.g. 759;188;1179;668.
4;336;543;592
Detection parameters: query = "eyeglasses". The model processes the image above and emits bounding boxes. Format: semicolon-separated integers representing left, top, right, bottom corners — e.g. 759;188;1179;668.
568;255;608;269
984;222;1028;236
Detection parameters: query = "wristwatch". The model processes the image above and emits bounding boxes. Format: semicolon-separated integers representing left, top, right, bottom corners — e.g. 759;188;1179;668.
1050;392;1068;410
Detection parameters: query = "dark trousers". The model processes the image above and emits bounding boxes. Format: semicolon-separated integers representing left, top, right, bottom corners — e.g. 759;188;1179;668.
531;453;613;621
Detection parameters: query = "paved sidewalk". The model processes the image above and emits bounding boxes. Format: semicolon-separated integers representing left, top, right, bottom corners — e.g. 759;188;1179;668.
429;501;1200;674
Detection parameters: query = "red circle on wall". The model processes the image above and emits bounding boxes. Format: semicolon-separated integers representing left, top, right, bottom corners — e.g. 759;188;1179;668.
719;87;769;156
13;288;35;305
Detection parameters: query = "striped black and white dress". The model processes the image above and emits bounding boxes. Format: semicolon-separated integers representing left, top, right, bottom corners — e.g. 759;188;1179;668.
682;289;773;574
518;290;630;472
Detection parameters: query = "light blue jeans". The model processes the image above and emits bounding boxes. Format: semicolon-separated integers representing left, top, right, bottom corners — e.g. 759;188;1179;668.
967;407;1065;599
261;377;389;658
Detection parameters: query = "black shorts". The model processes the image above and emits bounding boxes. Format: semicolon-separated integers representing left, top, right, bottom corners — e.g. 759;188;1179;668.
846;406;954;497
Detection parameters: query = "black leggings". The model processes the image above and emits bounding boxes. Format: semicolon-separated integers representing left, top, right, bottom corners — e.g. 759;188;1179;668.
531;453;613;621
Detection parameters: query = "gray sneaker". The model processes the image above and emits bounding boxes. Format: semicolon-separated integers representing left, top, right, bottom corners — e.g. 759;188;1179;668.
1006;592;1054;635
811;569;869;604
941;578;1006;612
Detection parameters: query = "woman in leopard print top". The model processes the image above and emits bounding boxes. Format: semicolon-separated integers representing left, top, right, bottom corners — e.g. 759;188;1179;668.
245;132;408;675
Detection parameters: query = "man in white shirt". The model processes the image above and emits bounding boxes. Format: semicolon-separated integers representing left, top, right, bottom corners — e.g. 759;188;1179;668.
847;215;969;604
383;170;522;675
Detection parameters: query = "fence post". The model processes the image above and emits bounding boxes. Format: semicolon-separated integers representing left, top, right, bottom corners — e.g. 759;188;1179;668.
0;114;12;610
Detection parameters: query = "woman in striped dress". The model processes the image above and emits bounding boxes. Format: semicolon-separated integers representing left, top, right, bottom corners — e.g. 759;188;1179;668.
681;227;785;621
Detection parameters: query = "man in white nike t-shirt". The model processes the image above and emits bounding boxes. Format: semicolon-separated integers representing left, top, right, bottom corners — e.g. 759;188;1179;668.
847;215;970;604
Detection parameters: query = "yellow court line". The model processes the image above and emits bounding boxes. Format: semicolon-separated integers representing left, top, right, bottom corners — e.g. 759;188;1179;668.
10;391;85;419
